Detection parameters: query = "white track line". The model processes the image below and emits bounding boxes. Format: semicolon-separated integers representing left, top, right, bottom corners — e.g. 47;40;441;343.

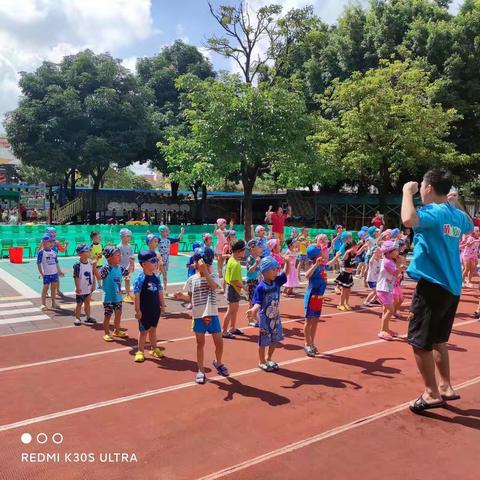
0;307;41;316
197;375;480;480
0;306;384;372
0;315;50;326
0;301;33;308
0;267;40;298
1;319;478;432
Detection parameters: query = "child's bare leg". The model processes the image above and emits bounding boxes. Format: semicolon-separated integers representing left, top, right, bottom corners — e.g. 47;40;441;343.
229;302;239;330
148;327;157;350
138;331;148;353
75;301;82;319
340;288;347;306
217;257;224;278
304;319;311;346
84;296;91;318
258;346;267;364
50;282;58;307
125;277;131;297
113;309;122;334
344;288;351;306
41;284;48;306
267;345;276;362
380;305;394;332
222;309;231;333
310;318;319;346
163;271;168;294
212;332;224;364
103;316;111;335
195;333;206;372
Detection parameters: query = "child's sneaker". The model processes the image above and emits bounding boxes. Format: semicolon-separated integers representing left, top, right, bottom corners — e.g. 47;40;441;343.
304;346;316;357
213;360;229;376
40;304;47;310
195;371;206;384
134;351;145;363
222;331;236;339
84;317;97;324
150;347;164;359
230;328;244;335
103;334;114;342
112;331;128;339
248;321;258;327
74;318;82;326
258;362;274;372
51;303;61;310
123;294;134;303
266;360;279;370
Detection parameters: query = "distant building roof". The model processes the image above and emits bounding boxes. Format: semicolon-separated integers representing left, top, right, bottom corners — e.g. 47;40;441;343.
0;137;21;166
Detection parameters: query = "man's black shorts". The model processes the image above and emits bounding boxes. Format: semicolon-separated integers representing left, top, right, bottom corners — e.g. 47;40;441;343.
408;279;460;351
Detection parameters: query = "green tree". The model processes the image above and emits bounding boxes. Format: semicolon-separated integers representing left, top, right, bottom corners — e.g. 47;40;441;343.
5;50;149;209
137;40;215;198
160;129;220;224
178;74;311;238
311;60;466;203
101;167;153;190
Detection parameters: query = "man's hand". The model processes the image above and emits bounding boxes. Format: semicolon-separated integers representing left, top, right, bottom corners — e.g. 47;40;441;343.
75;288;81;295
403;181;419;196
135;310;142;320
59;271;65;277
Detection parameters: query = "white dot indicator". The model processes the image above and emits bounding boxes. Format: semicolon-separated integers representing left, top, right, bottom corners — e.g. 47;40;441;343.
21;433;32;444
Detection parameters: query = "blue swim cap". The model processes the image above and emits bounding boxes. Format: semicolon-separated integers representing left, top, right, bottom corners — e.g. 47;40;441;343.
306;245;321;260
158;225;169;234
259;256;279;273
192;247;215;265
120;228;132;237
41;234;53;242
341;231;352;241
192;241;203;251
45;227;56;234
76;244;91;254
145;233;158;244
358;231;367;239
104;246;120;258
367;226;378;236
361;226;369;231
138;250;157;264
391;228;400;238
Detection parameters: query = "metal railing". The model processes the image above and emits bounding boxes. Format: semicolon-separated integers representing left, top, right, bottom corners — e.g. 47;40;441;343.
51;195;84;224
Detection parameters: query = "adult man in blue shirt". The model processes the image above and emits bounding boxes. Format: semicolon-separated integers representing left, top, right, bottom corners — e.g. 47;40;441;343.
402;170;473;414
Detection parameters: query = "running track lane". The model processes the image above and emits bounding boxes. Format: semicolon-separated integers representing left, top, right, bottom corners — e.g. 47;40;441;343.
1;301;403;423
1;318;479;478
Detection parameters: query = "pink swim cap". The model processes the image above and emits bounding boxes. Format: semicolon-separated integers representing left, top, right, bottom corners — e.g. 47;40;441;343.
216;218;227;226
255;225;265;234
267;238;278;250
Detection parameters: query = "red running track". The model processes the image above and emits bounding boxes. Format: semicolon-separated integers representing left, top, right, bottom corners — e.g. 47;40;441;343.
0;284;479;480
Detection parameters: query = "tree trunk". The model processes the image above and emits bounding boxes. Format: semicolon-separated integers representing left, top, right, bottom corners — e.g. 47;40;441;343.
200;184;208;224
242;180;254;241
190;184;201;224
91;175;101;215
69;168;76;200
171;181;179;202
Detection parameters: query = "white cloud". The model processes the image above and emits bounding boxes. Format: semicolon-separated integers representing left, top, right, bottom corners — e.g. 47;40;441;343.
0;0;155;132
122;56;138;74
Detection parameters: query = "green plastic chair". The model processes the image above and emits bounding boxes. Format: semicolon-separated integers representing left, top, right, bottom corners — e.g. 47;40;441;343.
1;239;14;257
15;239;32;258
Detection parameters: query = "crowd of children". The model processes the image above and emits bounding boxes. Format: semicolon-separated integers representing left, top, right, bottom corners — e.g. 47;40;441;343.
33;213;478;385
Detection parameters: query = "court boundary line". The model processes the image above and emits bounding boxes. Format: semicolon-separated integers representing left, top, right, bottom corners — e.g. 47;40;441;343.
0;305;385;372
196;375;480;480
0;266;40;298
1;318;478;432
0;287;376;337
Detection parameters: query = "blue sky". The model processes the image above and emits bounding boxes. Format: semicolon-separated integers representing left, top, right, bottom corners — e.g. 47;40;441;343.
0;0;465;134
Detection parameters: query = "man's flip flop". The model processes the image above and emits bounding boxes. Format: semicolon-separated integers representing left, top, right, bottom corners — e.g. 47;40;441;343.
409;395;446;414
441;394;461;401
